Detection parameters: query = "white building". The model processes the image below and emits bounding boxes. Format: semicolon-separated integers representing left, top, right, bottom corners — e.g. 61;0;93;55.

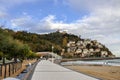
89;48;94;52
76;49;82;54
83;49;89;54
101;51;108;57
67;43;70;47
95;48;100;52
98;44;103;48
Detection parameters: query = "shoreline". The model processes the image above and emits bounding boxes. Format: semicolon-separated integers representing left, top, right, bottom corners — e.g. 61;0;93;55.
61;57;120;62
64;65;120;80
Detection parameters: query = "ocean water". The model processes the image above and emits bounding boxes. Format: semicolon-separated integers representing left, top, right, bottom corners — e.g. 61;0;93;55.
61;59;120;66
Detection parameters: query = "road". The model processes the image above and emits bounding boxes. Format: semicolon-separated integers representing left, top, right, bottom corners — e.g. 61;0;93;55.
31;60;99;80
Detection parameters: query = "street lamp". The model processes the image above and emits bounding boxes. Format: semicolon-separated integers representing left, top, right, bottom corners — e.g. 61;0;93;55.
52;46;54;52
52;46;54;63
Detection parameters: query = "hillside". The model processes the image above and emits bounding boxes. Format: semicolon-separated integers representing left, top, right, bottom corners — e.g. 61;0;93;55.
0;28;114;58
63;39;113;58
0;28;37;61
10;30;80;53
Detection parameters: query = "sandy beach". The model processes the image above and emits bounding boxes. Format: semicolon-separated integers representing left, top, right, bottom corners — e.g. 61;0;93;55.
65;65;120;80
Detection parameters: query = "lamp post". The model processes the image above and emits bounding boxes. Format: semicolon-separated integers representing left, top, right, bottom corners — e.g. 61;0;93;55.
52;46;54;63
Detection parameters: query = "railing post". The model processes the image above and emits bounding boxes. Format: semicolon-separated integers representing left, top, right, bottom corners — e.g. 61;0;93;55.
15;63;16;72
0;65;2;77
4;64;6;78
12;63;14;74
9;64;11;76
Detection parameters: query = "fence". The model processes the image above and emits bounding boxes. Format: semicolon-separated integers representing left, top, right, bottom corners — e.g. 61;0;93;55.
0;62;22;79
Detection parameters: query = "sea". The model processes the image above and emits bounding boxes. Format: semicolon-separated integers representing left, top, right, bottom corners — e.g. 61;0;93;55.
61;59;120;66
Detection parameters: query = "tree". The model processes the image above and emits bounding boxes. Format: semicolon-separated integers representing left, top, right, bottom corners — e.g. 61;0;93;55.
0;33;12;55
0;52;3;60
19;44;30;60
0;30;31;62
8;40;22;62
27;50;36;59
62;37;68;48
0;31;12;64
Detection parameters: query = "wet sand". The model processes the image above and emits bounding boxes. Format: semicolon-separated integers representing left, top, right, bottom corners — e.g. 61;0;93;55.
65;65;120;80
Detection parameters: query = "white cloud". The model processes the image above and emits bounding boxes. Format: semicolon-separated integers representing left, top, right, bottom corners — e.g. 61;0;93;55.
10;15;76;33
39;15;77;30
11;15;36;31
66;0;120;12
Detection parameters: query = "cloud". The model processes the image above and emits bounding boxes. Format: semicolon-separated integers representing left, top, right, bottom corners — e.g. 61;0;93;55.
39;15;77;30
10;15;76;33
11;15;36;31
0;11;8;18
66;0;120;12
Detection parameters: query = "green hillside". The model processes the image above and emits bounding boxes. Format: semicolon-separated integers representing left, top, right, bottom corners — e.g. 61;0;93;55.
12;30;80;54
0;27;114;58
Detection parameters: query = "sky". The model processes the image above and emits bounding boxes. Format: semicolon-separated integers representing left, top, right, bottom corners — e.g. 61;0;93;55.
0;0;120;57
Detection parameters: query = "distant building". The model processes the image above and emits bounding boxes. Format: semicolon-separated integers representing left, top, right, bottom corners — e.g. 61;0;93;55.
89;48;94;52
101;51;108;57
61;49;65;56
95;48;100;52
36;52;51;58
75;49;82;54
62;31;67;34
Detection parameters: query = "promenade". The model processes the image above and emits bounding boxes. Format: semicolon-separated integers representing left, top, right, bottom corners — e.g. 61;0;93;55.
31;60;99;80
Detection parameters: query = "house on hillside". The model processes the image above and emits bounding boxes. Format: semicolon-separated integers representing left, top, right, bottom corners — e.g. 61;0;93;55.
95;48;101;53
66;39;113;58
75;49;82;54
101;51;108;57
82;49;89;57
98;44;103;48
67;41;76;53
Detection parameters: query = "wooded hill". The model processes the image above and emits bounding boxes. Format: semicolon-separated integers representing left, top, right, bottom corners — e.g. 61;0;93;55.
11;30;80;54
0;28;37;62
0;27;113;58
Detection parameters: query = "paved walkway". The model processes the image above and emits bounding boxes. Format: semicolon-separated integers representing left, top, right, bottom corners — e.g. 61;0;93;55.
31;60;99;80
